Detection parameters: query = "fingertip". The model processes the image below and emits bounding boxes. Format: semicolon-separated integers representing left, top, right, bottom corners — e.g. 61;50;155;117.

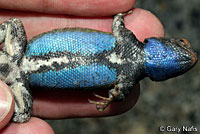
0;81;14;130
60;0;136;16
0;117;54;134
125;8;165;41
0;0;136;16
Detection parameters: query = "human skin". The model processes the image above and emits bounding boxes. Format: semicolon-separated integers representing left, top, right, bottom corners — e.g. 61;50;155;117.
0;0;164;133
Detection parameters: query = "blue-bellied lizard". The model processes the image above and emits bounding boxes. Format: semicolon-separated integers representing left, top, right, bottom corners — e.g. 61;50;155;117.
0;10;197;123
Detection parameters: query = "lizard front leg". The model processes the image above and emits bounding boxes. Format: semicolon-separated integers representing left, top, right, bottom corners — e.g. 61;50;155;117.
112;10;134;41
89;82;134;111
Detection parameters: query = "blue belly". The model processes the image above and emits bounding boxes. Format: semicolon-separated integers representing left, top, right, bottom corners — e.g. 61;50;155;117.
27;29;117;88
29;64;117;88
26;29;116;57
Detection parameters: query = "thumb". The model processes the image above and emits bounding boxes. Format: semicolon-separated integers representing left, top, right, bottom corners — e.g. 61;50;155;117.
0;81;14;129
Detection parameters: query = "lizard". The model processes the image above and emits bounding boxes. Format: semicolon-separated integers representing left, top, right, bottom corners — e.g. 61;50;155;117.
0;10;197;123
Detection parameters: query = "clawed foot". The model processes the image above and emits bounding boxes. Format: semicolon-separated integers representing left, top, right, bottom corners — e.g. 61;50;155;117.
88;93;114;111
12;112;31;123
117;10;133;16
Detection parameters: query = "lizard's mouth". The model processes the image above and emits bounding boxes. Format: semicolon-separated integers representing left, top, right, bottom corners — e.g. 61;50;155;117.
177;38;198;66
191;51;198;66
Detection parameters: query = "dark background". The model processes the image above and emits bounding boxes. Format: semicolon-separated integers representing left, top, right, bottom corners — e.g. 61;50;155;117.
46;0;200;133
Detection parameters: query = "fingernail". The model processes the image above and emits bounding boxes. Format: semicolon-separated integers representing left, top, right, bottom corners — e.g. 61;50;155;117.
0;81;13;122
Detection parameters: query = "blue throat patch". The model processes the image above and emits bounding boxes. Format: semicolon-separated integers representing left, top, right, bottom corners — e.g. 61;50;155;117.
144;38;181;81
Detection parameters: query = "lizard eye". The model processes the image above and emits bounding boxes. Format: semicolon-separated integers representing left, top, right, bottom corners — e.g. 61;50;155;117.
179;38;191;48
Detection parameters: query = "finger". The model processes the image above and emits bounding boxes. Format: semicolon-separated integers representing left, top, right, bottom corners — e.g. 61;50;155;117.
0;0;135;16
0;8;164;119
125;8;165;41
0;81;14;129
32;84;140;119
0;8;164;41
0;117;54;134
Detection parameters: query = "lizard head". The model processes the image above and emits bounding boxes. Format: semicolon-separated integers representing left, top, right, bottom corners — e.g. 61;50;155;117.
143;37;197;81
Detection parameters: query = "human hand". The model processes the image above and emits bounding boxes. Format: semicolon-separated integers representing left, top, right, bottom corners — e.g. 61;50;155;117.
0;0;164;133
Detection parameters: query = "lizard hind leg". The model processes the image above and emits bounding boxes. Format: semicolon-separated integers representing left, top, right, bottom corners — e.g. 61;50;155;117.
0;18;31;122
0;18;27;64
10;80;32;123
